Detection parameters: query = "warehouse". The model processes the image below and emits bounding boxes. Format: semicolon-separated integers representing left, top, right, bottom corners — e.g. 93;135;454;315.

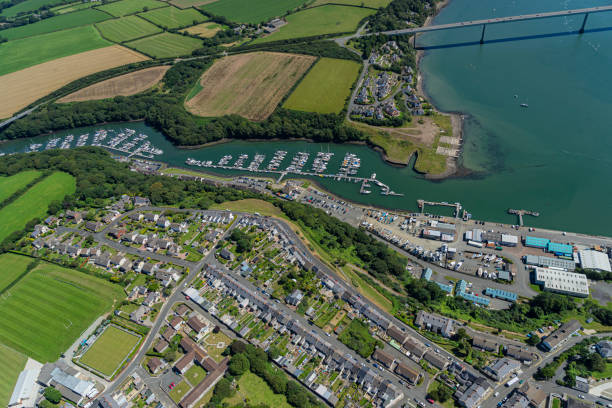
546;242;573;257
484;288;518;302
524;236;550;249
524;255;575;271
578;250;611;273
501;234;518;247
533;267;589;297
422;229;441;240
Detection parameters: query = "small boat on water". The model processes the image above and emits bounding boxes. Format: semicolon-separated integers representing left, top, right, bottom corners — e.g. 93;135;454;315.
520;103;528;108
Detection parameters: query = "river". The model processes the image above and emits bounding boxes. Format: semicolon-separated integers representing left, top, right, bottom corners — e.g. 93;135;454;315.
1;0;611;235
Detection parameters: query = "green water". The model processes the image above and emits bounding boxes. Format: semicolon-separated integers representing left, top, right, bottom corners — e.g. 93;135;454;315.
1;0;612;235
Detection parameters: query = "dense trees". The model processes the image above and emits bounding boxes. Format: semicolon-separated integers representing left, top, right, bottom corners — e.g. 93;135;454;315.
229;229;254;253
367;0;435;32
235;39;362;62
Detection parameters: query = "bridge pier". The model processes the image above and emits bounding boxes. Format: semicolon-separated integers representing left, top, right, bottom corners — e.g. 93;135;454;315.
480;24;486;44
579;12;589;33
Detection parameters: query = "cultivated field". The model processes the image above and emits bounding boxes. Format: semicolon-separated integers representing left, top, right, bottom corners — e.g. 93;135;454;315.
0;343;27;408
96;0;166;17
182;21;225;37
0;172;76;243
51;1;95;14
0;0;63;17
0;45;148;119
79;325;140;377
310;0;391;7
0;253;34;293
0;258;125;362
0;9;110;41
185;51;315;120
59;66;170;102
284;57;360;114
125;32;203;58
0;25;111;76
170;0;216;8
96;15;162;43
254;5;374;43
0;170;41;202
139;6;207;29
200;0;307;24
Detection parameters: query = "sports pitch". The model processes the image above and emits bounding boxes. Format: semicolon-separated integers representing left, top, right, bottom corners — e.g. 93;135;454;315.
0;253;34;293
0;255;125;362
80;325;140;377
284;57;361;113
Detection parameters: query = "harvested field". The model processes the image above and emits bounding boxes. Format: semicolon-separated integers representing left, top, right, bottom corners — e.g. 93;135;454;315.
0;45;147;127
96;0;166;17
0;25;111;76
284;57;360;114
59;66;169;102
182;22;225;38
185;51;315;120
125;32;202;58
139;6;207;29
170;0;216;8
96;15;162;43
200;0;307;24
0;9;110;41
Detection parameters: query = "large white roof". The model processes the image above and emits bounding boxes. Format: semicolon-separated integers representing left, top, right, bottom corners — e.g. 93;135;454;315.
579;250;611;272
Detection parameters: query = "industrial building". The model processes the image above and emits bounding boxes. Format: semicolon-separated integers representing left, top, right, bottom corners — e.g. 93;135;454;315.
435;282;453;294
533;267;589;297
9;361;43;408
546;242;573;257
456;280;490;306
524;236;550;249
485;288;518;302
501;234;518;246
421;268;432;281
524;255;575;271
578;249;611;272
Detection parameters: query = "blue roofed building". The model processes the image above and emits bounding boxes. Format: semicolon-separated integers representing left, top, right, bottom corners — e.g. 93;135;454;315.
435;282;453;294
421;268;432;281
485;288;518;302
458;292;490;306
524;236;550;249
455;280;467;293
546;242;573;257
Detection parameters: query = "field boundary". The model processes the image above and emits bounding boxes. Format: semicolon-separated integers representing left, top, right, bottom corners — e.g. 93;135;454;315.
0;258;37;296
278;56;320;106
0;172;46;210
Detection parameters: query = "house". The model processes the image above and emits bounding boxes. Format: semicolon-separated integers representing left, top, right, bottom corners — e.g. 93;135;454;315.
574;376;589;392
94;254;111;268
110;255;127;267
286;289;304;306
154;339;169;353
108;228;126;239
517;382;547;408
456;377;491;408
130;305;148;323
595;340;612;358
45;216;59;226
147;357;163;374
483;358;521;382
66;246;81;257
394;362;420;384
85;221;101;232
541;320;581;352
143;292;159;307
473;337;500;352
372;348;395;369
175;352;195;374
129;213;144;222
32;238;44;249
38;362;95;405
423;351;449;370
176;304;190;317
415;311;455;338
386;325;408;345
162;327;177;342
171;223;188;233
219;248;233;261
403;337;427;361
156;217;170;229
170;316;183;331
144;213;159;223
65;211;83;224
187;316;210;338
141;262;158;275
205;231;219;242
134;196;150;207
506;345;536;364
30;224;49;238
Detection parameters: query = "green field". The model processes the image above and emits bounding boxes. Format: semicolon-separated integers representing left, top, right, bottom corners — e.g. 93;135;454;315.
0;0;64;17
51;1;94;14
200;0;307;24
0;253;34;293
284;57;360;113
254;5;374;43
0;9;110;41
0;343;28;408
310;0;391;7
96;0;167;17
125;32;202;58
0;25;111;76
0;258;125;362
80;325;140;376
0;170;41;203
224;371;292;408
96;15;162;42
139;6;206;29
0;172;76;243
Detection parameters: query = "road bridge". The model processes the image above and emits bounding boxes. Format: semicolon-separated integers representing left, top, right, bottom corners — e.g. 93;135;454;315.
342;5;612;45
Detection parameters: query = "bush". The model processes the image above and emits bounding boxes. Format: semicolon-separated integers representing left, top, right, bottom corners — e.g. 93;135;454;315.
44;387;62;404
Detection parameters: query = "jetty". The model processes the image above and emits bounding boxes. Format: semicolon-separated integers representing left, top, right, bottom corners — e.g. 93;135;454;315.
418;200;462;218
508;208;540;226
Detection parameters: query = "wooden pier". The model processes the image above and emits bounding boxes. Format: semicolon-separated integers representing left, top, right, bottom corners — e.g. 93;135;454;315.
508;208;540;226
417;199;462;218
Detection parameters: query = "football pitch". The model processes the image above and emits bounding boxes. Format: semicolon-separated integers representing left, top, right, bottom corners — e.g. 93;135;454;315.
80;325;141;377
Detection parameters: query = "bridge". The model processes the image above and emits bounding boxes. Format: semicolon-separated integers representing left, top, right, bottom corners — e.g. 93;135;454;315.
343;5;612;45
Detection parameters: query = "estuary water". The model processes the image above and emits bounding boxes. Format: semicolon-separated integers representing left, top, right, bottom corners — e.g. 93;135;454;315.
2;0;612;235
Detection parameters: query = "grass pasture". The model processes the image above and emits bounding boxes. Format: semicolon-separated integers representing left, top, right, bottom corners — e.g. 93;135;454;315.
0;45;148;119
51;1;94;14
182;21;225;38
185;51;315;120
80;325;140;377
254;5;374;43
139;6;207;29
170;0;216;8
0;170;41;203
200;0;307;24
0;253;34;293
96;15;162;43
0;172;76;243
0;258;125;362
125;32;202;58
284;57;360;114
0;9;110;41
0;25;111;76
0;343;27;408
0;0;64;17
96;0;167;17
59;66;170;102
